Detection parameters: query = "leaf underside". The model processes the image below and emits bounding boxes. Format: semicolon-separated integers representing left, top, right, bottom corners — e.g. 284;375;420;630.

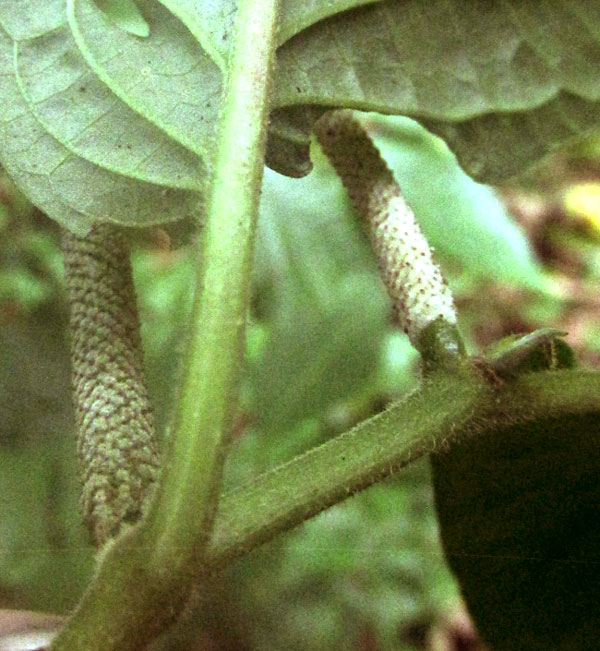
431;409;600;650
432;340;597;650
1;0;600;231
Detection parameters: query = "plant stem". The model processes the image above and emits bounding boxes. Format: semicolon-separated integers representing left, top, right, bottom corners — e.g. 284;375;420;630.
50;0;280;648
142;0;281;571
205;366;600;568
209;363;484;566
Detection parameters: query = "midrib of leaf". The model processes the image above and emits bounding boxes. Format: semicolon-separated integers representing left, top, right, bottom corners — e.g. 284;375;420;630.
67;0;221;161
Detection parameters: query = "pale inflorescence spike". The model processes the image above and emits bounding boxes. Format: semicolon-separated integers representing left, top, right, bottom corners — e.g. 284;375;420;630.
314;110;457;347
62;224;160;546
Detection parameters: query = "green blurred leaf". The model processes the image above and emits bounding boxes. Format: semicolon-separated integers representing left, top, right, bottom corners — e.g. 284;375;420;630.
0;441;94;612
0;269;51;307
0;441;94;609
251;162;388;435
235;464;459;651
0;313;93;611
371;115;548;291
132;246;195;432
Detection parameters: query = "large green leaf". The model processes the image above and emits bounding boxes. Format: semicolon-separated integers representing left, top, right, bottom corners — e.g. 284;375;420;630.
431;341;600;650
0;4;92;234
0;0;201;233
2;0;600;231
67;0;220;161
271;0;600;180
432;405;600;650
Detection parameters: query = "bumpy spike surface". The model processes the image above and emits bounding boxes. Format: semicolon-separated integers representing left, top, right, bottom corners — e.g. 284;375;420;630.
314;110;457;346
62;223;160;546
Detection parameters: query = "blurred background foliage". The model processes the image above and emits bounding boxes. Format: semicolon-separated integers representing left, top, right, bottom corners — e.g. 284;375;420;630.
2;114;600;649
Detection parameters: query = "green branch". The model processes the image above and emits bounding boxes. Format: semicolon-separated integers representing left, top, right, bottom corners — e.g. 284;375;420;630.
206;366;600;569
209;363;484;566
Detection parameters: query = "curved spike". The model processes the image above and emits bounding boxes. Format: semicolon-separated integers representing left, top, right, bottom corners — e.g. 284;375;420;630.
62;223;160;546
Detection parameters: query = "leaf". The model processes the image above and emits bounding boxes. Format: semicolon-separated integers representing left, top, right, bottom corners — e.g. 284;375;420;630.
2;0;600;231
68;0;221;160
0;13;91;234
68;0;379;168
156;0;381;70
432;408;600;650
368;115;548;290
431;351;600;650
97;0;150;38
14;25;204;190
0;314;94;610
422;93;600;184
251;161;388;434
0;0;64;38
0;1;202;233
0;441;94;612
270;0;600;181
278;0;381;47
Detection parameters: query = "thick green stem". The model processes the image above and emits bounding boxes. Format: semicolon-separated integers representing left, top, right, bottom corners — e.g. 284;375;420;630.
142;0;281;571
209;363;484;566
50;0;280;648
205;366;600;569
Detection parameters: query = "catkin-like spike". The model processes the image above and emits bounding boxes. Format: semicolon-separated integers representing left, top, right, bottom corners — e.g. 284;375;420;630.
62;223;160;546
314;110;457;347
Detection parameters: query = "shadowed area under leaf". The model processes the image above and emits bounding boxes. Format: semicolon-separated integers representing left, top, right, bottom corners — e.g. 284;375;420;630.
431;405;600;650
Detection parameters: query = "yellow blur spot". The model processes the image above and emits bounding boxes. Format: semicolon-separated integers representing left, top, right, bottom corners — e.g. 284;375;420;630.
564;183;600;233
